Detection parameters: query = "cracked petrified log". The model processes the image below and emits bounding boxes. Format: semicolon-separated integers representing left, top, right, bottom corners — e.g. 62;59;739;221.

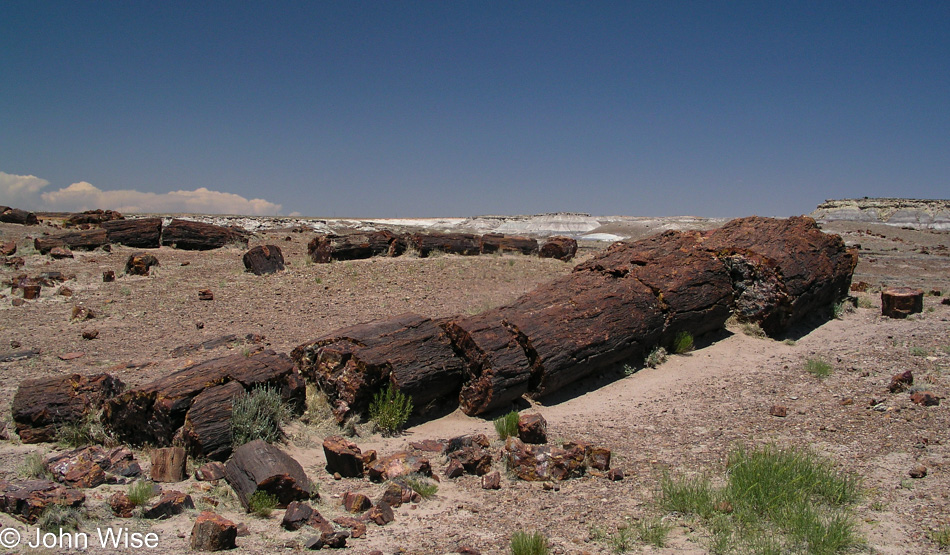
101;350;304;447
224;440;313;511
178;381;244;461
162;219;249;250
291;313;465;422
35;229;109;253
243;244;285;275
0;480;85;523
0;206;38;225
102;218;162;248
410;232;482;257
308;231;402;263
12;373;124;443
480;234;539;255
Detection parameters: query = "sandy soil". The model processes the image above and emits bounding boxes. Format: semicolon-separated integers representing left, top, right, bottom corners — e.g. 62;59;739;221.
0;219;948;554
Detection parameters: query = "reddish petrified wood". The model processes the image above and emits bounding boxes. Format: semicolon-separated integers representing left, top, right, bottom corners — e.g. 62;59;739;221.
162;219;249;250
881;287;924;319
538;236;577;261
410;232;482;257
102;218;162;248
12;373;124;443
102;350;304;447
178;381;245;461
125;252;160;276
480;234;539;255
151;446;187;482
243;244;286;275
191;511;237;551
34;229;108;253
0;480;85;523
224;440;313;511
308;231;401;263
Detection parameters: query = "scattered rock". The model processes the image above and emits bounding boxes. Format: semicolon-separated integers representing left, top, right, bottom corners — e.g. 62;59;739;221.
588;446;612;471
109;491;135;517
49;246;73;259
150;446;187;482
909;465;927;479
0;348;39;362
0;480;85;523
889;370;914;393
365;501;395;525
881;287;924;319
58;351;84;360
910;391;940;406
243;245;285;275
198;289;214;301
343;491;372;513
517;413;548;444
481;471;501;490
850;281;870;292
21;284;41;299
143;490;195;519
769;405;788;417
333;516;366;538
504;437;586;481
45;445;141;488
608;468;625;481
448;446;493;476
443;459;464;479
190;511;237;551
0;241;16;256
195;461;228;481
281;500;316;531
378;482;412;508
103;270;115;282
71;305;96;320
323;435;365;478
82;329;99;340
58;286;73;296
125;253;160;276
410;439;445;452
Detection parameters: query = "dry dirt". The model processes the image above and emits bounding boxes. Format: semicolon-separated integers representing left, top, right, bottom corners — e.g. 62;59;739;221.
0;218;948;554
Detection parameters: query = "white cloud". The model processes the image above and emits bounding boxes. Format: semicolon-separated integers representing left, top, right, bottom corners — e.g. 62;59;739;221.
0;171;50;208
40;182;283;216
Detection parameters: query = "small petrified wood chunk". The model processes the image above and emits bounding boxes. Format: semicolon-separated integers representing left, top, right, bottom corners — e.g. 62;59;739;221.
881;287;924;319
151;446;187;482
125;252;160;276
191;511;237;551
243;244;285;275
323;435;365;478
538;236;577;261
224;440;313;511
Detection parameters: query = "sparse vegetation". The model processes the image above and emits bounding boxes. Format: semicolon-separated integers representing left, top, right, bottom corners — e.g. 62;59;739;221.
19;452;53;480
231;385;291;447
509;530;549;555
856;296;874;309
494;410;520;440
635;518;671;548
248;490;278;517
57;411;111;448
909;346;928;357
783;338;797;346
740;322;768;338
658;444;862;554
804;357;833;379
369;384;413;436
38;504;84;533
672;331;694;354
645;346;668;368
127;480;157;507
607;524;635;552
930;526;950;547
832;300;852;319
404;474;438;500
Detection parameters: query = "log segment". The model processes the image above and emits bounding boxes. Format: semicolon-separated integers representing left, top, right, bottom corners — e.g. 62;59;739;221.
34;229;108;253
243;244;285;275
162;219;249;250
538;236;577;261
409;233;481;257
881;287;924;319
102;218;162;248
224;440;313;511
308;231;401;263
64;209;124;227
479;234;539;255
0;206;38;225
12;373;124;443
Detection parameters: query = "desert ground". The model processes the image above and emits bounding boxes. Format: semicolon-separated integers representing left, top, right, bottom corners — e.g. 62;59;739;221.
0;215;948;554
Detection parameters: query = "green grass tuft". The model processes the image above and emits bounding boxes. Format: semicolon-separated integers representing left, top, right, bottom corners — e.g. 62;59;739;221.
509;530;549;555
231;385;291;447
930;526;950;547
37;505;84;533
248;490;278;517
19;452;53;480
804;357;833;379
740;322;768;338
494;410;520;440
127;480;157;507
57;411;111;448
404;474;438;500
635;518;671;548
672;331;694;354
369;384;413;436
909;346;928;357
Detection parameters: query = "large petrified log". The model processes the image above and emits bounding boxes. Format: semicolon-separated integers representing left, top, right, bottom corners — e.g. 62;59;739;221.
178;381;244;460
102;218;163;248
102;350;304;447
34;229;109;253
243;244;285;275
162;219;249;250
291;313;465;422
410;232;481;257
224;440;313;511
308;231;401;263
0;206;38;225
480;234;539;255
12;373;124;443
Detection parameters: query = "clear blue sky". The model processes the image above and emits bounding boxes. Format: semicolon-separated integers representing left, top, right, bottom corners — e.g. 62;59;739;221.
2;1;947;217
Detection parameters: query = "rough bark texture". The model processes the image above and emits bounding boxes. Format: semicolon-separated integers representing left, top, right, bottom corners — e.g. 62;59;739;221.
125;252;160;276
0;480;85;523
243;244;285;275
178;381;244;461
410;233;482;257
12;373;124;443
34;229;108;253
191;511;237;551
102;218;162;248
102;350;303;446
162;219;249;250
539;236;578;261
881;287;924;319
150;446;187;482
308;231;400;263
479;234;539;255
64;209;124;227
224;440;313;511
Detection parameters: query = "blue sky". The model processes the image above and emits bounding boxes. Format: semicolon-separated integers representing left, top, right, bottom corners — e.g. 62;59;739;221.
2;1;947;217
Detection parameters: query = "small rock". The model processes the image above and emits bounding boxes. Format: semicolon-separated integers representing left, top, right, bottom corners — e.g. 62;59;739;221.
378;482;411;508
82;329;99;340
443;459;464;479
235;522;250;537
190;511;237;551
588;446;611;471
49;246;74;259
150;446;187;482
322;531;349;548
198;289;214;301
517;413;548;444
607;468;625;481
281;500;315;531
333;516;366;538
909;465;927;479
58;352;84;360
910;391;940;406
839;397;854;406
102;270;115;282
58;286;73;297
769;405;788;417
143;490;194;519
71;305;96;320
21;284;41;299
342;491;372;513
125;253;159;276
109;492;136;517
481;471;501;490
323;435;365;478
196;321;205;330
11;298;25;306
195;462;227;481
889;370;914;393
365;501;394;525
0;241;15;256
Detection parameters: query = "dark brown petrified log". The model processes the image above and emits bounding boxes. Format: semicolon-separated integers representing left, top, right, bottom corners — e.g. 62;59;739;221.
102;218;163;248
64;209;124;227
881;287;924;319
12;373;124;443
224;440;313;511
538;236;578;261
409;232;481;257
161;219;249;250
243;244;285;275
177;381;245;461
307;231;400;263
479;234;539;255
34;229;109;253
0;206;39;225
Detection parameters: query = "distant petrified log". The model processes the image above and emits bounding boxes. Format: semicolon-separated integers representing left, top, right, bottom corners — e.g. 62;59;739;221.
224;440;313;511
308;231;401;263
12;373;124;443
102;218;162;248
64;209;124;227
34;229;108;253
539;236;577;261
125;252;160;276
0;206;38;225
480;234;539;255
102;350;304;447
162;219;249;250
881;287;924;319
291;314;465;422
243;244;285;275
410;232;481;257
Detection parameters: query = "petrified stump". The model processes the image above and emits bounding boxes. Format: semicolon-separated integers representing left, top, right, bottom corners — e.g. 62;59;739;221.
191;511;237;551
243;244;285;275
224;440;313;511
35;229;108;253
102;350;303;447
881;287;924;319
308;231;401;263
410;232;481;257
0;480;85;523
0;206;38;225
102;218;162;248
480;234;539;255
12;373;124;443
125;252;160;276
151;446;187;482
539;236;577;261
163;219;249;250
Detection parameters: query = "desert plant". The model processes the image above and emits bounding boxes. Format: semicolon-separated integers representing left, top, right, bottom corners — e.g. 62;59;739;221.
231;385;290;447
804;357;833;379
57;411;110;448
369;384;413;436
909;346;928;357
127;480;157;507
645;346;668;368
671;331;694;354
634;518;671;548
19;452;53;480
494;410;520;440
856;296;874;309
404;474;438;500
740;322;767;339
509;530;549;555
248;490;278;517
832;300;851;319
930;526;950;547
38;504;84;533
608;524;636;553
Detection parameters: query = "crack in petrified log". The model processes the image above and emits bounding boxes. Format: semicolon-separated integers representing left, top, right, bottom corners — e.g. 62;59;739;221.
293;216;857;420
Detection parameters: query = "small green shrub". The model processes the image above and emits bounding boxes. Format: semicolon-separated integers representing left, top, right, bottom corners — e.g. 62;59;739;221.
804;357;833;379
38;505;84;533
127;480;157;507
608;524;636;553
57;411;110;448
19;452;53;480
930;526;950;547
671;331;694;354
509;530;549;555
856;296;874;309
783;338;797;346
909;346;928;357
369;384;413;436
248;490;278;517
635;518;671;548
404;474;438;500
231;385;290;447
622;363;636;376
494;410;520;440
645;346;668;368
739;322;768;338
832;300;851;319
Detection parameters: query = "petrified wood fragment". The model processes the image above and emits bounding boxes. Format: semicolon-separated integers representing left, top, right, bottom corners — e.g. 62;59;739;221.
881;287;924;319
162;219;249;250
0;480;85;523
538;236;577;261
64;209;124;227
12;373;124;443
151;446;187;482
243;244;285;275
480;233;539;255
224;440;313;511
191;511;237;551
178;381;245;461
125;252;159;276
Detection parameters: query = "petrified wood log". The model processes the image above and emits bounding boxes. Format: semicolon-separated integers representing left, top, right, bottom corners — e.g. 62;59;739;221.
162;219;249;250
34;229;108;253
308;231;400;263
410;232;481;257
480;234;539;255
102;218;162;248
243;244;285;275
0;480;85;523
191;511;237;551
539;236;577;261
151;446;187;482
323;435;366;478
291;313;465;422
0;206;38;225
881;287;924;319
12;373;124;443
64;209;124;227
178;381;244;461
224;440;313;511
102;350;304;447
